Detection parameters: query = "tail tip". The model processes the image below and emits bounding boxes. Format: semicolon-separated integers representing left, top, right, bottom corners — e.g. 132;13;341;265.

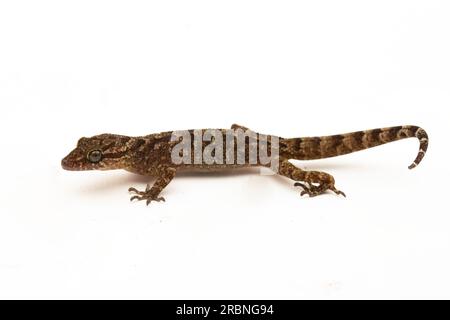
408;126;428;170
408;162;417;170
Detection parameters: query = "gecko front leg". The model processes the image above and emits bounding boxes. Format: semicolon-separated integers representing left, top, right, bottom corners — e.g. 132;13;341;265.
129;166;176;205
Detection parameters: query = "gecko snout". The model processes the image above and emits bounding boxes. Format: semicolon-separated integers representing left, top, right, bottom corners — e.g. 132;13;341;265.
61;149;84;171
61;157;74;170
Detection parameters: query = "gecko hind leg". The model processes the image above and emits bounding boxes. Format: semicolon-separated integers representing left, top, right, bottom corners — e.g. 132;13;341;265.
278;160;346;197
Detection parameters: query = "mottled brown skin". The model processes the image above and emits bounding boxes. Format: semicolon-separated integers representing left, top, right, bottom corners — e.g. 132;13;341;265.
61;124;429;204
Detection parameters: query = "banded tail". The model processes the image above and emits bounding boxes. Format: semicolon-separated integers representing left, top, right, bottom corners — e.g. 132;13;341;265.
280;125;428;169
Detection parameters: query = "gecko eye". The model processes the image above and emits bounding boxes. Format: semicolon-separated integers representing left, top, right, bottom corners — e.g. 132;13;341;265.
87;150;102;163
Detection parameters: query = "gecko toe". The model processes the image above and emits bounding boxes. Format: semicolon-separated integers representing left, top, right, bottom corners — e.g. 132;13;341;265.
294;182;306;188
337;190;346;197
145;196;166;205
128;187;140;194
335;190;346;197
129;187;148;196
130;195;142;202
330;186;346;197
295;182;314;197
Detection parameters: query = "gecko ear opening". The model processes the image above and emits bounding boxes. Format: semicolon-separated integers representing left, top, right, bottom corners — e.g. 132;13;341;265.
87;150;103;163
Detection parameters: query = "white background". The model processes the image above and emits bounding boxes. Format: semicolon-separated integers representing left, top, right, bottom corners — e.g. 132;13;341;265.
0;1;449;299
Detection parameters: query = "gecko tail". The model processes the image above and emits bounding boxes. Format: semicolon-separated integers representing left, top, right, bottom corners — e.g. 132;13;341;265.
408;127;429;169
280;125;429;169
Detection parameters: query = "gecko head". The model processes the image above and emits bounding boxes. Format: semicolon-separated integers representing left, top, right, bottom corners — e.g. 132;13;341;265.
62;134;133;171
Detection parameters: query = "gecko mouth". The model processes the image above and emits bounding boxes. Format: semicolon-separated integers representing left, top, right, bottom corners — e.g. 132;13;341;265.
61;158;77;170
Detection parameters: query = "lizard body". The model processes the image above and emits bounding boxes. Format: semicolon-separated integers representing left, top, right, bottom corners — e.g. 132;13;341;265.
62;124;428;204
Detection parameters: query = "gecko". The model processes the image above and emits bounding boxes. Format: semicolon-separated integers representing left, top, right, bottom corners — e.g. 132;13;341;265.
61;124;428;205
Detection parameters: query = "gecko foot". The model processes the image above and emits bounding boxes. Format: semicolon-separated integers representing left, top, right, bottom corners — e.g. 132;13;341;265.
294;182;346;198
129;184;166;205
